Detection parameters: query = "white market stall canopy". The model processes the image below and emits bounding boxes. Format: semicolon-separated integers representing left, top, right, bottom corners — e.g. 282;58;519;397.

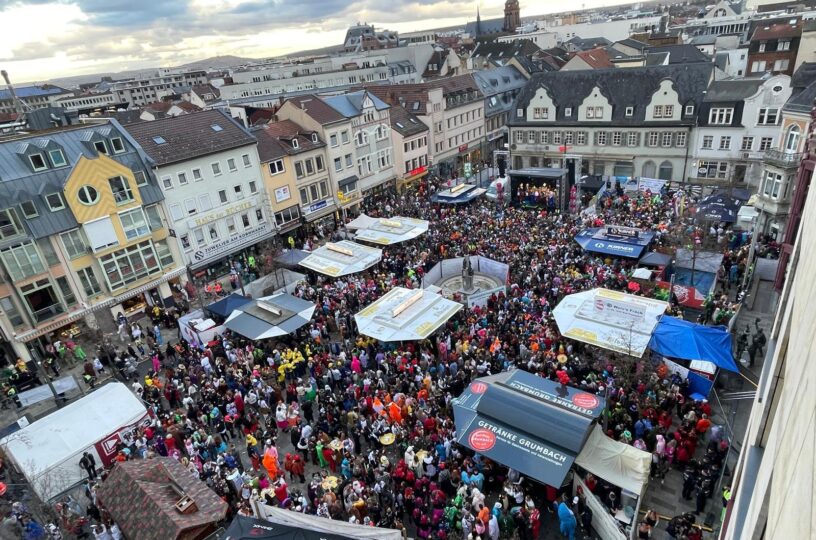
553;288;668;357
355;287;463;341
225;293;316;340
352;216;430;245
298;240;382;277
575;425;652;495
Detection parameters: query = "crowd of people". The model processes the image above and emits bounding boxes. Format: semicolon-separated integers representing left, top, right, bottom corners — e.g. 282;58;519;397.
5;176;748;540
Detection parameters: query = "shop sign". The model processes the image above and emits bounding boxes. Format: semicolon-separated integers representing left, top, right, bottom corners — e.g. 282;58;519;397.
458;143;468;153
406;165;428;178
605;225;640;239
192;222;271;262
303;199;334;215
274;186;291;203
188;197;258;228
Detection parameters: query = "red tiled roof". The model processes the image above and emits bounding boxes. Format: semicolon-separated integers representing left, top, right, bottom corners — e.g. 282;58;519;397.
574;48;615;68
752;22;802;41
254;119;324;162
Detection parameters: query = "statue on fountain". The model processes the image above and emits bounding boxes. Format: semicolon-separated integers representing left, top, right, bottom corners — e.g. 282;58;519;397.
462;254;474;292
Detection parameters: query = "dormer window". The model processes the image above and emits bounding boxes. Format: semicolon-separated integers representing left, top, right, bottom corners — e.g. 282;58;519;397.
49;149;67;167
110;137;125;154
29;153;48;171
685;105;694;115
625;107;634;117
564;107;573;117
292;138;300;149
311;133;318;143
93;140;108;155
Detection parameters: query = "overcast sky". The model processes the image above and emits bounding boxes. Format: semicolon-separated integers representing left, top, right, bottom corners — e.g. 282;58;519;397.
1;0;625;83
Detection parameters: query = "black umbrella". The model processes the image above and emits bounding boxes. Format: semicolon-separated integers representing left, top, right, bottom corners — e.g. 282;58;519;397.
695;194;741;223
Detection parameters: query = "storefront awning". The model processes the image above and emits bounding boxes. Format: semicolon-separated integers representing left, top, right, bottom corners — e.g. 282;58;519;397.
453;370;605;487
354;287;462;341
553;288;668;358
224;293;316;340
298;241;382;277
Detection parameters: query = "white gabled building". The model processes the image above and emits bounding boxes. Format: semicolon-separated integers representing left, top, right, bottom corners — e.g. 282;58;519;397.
125;110;275;280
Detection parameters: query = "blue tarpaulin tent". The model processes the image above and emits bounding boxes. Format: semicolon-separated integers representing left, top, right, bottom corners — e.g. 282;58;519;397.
206;294;251;319
649;316;737;372
574;227;655;259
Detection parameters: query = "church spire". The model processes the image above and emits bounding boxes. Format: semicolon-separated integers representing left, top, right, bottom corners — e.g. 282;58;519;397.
475;4;482;37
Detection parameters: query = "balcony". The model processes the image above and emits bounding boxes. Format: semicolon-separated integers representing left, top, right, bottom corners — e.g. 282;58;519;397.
763;149;804;169
31;303;66;323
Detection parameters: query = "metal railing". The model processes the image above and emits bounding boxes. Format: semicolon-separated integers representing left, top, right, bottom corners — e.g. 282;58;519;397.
32;303;66;323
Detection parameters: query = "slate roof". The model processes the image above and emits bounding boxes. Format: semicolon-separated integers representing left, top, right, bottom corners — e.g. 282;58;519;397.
752;22;802;41
282;94;346;125
322;90;390;118
388;104;428;137
703;79;763;102
363;74;483;115
785;63;816;113
566;36;613;51
0;120;162;240
473;66;528;117
253;119;324;162
511;63;713;126
465;17;505;36
715;52;729;71
616;38;649;51
191;84;221;100
125;109;256;167
471;39;541;62
647;44;711;64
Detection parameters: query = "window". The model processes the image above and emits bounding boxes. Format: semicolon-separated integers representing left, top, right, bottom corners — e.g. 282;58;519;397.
29;153;47;171
552;132;562;144
242;154;251;168
515;131;524;143
269;160;284;175
344;154;353;168
108;176;134;204
154;240;174;267
20;278;63;322
227;158;237;172
757;108;779;125
586;107;595;119
702;135;713;149
625;106;633;117
295;162;304;179
533;107;549;119
208;224;219;241
758;42;766;53
576;132;587;145
662;132;673;147
45;192;65;211
0;297;24;327
698;161;728;178
180;234;191;251
627;132;639;147
234;185;244;199
193;228;206;246
77;185;99;205
216;189;228;204
119;208;149;240
167;203;183;222
60;229;87;258
642;161;656;178
719;136;731;150
198;193;213;211
211;162;222;176
20;201;38;218
741;136;754;151
684;105;694;115
658;161;673;181
341;131;349;144
596;132;607;146
763;171;784;199
0;242;45;281
330;134;338;147
708;108;733;125
161;175;173;190
145;205;162;231
751;60;766;73
93;140;108;154
653;105;664;118
248;181;258;195
564;132;574;145
256;208;265;223
516;108;523;117
225;216;237;235
192;168;202;182
77;267;102;296
334;157;342;172
564;107;572;116
773;59;789;72
760;137;774;151
274;206;300;227
134;170;148;186
184;198;197;215
528;131;536;144
241;213;250;228
48;149;67;167
664;105;674;117
647;132;659;147
305;159;314;175
56;276;76;307
110;137;125;153
676;132;687;148
0;208;23;240
778;40;791;51
211;123;223;132
612;132;622;146
784;125;800;152
594;106;603;117
99;241;161;291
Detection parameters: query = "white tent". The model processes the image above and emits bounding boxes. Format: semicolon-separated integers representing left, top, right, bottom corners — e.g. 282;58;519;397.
553;288;667;357
252;500;402;540
345;213;378;230
353;216;430;245
575;426;652;495
355;287;463;341
1;383;148;500
298;240;382;277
